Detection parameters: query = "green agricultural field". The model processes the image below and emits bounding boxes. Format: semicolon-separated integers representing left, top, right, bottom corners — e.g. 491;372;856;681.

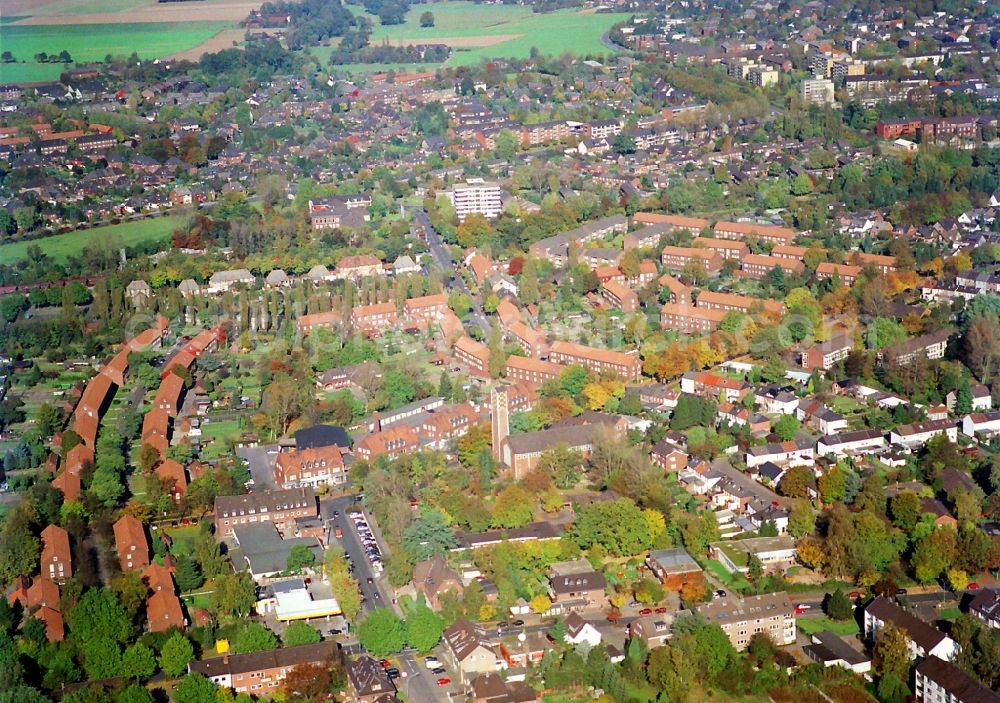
0;23;230;83
0;216;180;264
327;2;629;66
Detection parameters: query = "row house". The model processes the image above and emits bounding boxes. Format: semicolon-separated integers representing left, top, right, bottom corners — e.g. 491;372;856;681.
889;419;958;447
505;356;563;385
712;220;796;245
680;371;752;402
547;340;641;381
601;280;639;313
355;425;421;461
659;303;726;333
214;487;318;538
273;445;348;490
717;402;771;434
660;245;723;274
850;251;897;274
746;439;814;468
816;262;862;285
297;311;341;335
741;253;805;279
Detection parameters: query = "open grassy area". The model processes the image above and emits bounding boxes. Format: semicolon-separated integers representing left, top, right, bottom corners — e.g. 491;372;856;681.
0;23;230;83
0;216;180;264
703;559;752;593
326;2;629;66
796;616;860;637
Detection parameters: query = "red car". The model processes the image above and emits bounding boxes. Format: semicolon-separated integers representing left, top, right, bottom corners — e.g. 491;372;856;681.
967;582;980;590
654;607;668;614
380;660;391;669
639;608;653;615
436;678;451;686
848;591;862;599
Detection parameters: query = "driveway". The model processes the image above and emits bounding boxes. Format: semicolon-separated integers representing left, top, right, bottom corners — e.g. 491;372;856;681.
235;445;279;490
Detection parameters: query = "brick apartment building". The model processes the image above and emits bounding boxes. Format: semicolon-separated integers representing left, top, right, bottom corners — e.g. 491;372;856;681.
214;488;318;537
660;245;723;274
712;221;796;245
547;340;641;381
273;445;348;490
454;335;491;378
601;280;639;312
505;356;564;384
660;303;726;333
190;642;340;695
741;253;805;279
696;592;796;649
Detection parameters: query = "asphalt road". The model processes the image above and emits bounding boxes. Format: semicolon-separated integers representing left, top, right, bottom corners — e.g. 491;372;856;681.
407;206;489;336
320;494;392;612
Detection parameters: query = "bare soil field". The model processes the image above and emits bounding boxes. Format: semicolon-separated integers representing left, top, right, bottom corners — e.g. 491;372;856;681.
9;0;260;25
384;33;523;48
164;26;284;60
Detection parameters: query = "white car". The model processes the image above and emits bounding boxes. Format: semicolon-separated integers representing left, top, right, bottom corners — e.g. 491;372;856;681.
424;658;441;669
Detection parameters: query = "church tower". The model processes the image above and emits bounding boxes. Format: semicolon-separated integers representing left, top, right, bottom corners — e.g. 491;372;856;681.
491;385;509;465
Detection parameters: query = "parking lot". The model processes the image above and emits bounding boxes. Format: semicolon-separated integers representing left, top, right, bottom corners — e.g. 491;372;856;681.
320;495;391;611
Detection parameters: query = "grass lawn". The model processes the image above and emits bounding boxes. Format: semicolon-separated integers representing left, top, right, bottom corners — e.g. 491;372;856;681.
0;216;180;264
796;616;860;637
0;23;230;83
326;2;629;66
160;524;201;557
702;559;752;593
939;607;961;620
180;590;214;609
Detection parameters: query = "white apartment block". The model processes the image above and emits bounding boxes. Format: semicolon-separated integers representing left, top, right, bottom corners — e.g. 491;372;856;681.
450;178;503;220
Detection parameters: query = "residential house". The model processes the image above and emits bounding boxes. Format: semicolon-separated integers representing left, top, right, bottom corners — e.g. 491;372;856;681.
273;445;348;490
802;334;853;371
745;439;814;468
41;525;72;582
411;555;463;610
815;429;886;458
355;425;420;461
968;589;1000;630
564;612;602;647
889;419;958;447
646;548;702;590
147;589;185;632
803;631;872;673
113;514;149;572
345;655;396;703
442;619;500;685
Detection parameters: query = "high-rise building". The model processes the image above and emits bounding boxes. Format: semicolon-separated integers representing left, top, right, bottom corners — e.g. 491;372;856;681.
450;178;503;221
491;385;509;464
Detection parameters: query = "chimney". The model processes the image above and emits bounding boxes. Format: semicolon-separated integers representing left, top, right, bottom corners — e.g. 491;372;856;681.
223;655;229;664
373;411;381;432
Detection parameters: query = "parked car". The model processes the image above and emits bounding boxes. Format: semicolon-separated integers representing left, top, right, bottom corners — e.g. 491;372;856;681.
654;607;667;614
967;582;981;590
638;608;653;616
432;667;446;675
436;678;451;686
794;604;810;614
848;591;862;600
424;657;441;669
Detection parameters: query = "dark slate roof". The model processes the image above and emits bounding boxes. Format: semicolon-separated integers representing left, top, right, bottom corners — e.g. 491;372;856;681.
915;656;1000;703
865;597;950;652
295;424;351;450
